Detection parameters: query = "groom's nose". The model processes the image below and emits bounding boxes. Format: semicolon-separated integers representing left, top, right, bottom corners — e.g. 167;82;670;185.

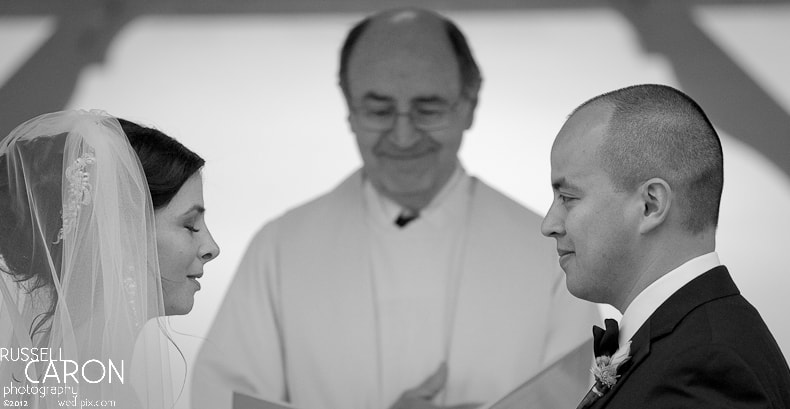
541;200;565;238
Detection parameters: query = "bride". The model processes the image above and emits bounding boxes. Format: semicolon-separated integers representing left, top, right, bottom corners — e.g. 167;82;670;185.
0;110;220;408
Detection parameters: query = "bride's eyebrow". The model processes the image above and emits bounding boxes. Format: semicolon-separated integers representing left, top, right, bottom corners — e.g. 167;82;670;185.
180;205;206;217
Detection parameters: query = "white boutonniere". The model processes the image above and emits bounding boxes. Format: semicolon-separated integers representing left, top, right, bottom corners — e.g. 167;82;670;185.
576;319;632;409
591;341;631;390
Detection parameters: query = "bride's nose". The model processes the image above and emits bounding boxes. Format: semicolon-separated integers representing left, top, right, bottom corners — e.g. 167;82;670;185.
199;228;220;263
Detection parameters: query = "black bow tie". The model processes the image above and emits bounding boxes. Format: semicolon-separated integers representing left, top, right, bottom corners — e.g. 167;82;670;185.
576;319;621;409
593;319;620;358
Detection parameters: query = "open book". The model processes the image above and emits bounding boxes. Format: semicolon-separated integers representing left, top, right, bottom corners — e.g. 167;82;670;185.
233;392;295;409
483;339;591;409
233;339;592;409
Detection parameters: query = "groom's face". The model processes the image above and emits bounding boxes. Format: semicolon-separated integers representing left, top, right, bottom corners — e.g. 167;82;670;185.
541;103;641;307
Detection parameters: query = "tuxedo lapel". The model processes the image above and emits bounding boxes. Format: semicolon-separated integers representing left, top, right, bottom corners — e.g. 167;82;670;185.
587;266;739;408
650;266;738;335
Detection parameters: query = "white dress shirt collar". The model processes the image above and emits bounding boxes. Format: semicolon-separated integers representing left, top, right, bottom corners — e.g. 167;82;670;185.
618;252;721;347
363;162;468;226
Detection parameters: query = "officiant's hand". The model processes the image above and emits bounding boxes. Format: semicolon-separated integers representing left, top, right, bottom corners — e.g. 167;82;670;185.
389;363;483;409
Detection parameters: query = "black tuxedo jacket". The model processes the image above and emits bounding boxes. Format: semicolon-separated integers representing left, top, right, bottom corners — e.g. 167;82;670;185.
591;266;790;408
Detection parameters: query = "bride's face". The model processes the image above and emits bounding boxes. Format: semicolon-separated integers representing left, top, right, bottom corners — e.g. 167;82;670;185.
154;173;220;315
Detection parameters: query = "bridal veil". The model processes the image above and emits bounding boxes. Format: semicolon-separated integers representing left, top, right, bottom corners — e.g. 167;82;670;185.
0;110;176;408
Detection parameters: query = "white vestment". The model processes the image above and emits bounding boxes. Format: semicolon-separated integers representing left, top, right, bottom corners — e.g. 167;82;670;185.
192;169;598;409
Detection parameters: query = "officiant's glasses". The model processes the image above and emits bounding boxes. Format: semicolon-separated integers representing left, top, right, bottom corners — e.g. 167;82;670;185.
352;97;463;132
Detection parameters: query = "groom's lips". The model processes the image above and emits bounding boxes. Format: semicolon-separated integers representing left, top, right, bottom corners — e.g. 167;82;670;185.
557;250;574;263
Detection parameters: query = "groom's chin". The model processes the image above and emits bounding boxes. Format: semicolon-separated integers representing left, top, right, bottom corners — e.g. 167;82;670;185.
565;275;595;303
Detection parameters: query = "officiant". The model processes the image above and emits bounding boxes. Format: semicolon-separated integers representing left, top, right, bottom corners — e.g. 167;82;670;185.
193;8;598;409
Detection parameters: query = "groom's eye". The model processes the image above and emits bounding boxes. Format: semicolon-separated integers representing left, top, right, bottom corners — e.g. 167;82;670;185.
558;194;576;204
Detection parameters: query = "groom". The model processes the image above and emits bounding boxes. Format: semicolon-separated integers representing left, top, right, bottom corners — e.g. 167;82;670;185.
541;84;790;407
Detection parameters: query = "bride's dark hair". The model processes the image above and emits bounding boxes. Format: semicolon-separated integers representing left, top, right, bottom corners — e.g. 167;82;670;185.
0;117;204;337
118;119;205;210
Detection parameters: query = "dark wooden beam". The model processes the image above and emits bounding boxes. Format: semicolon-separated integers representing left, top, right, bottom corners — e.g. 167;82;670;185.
613;0;790;179
1;0;787;16
2;0;788;180
0;0;133;136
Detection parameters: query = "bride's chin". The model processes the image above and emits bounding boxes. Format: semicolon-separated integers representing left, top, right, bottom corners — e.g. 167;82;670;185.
164;297;195;316
161;279;198;315
164;305;193;316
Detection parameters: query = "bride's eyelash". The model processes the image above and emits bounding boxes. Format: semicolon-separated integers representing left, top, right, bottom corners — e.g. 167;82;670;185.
185;225;200;233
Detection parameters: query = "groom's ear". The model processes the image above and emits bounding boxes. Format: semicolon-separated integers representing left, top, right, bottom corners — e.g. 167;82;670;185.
638;178;671;234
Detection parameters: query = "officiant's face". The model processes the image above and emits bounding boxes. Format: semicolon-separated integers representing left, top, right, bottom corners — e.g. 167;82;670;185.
542;103;640;305
346;14;474;206
155;173;220;315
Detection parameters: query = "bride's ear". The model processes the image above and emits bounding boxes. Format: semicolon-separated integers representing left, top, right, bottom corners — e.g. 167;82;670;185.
638;178;671;234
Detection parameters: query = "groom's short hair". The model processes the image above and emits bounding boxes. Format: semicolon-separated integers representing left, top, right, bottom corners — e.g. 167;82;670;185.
582;84;724;234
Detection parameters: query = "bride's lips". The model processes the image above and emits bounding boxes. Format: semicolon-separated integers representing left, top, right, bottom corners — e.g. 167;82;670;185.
187;272;203;290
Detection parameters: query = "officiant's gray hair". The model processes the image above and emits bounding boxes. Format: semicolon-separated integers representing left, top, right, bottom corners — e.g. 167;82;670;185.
337;8;482;104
